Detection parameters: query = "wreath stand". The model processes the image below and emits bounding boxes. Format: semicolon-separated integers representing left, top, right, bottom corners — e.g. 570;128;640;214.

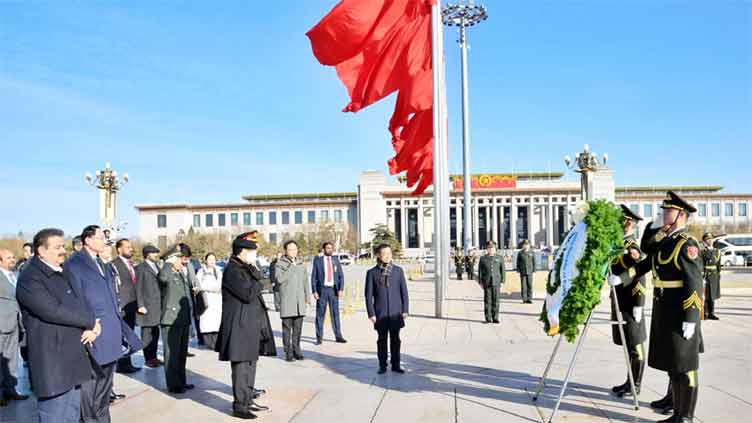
531;284;639;423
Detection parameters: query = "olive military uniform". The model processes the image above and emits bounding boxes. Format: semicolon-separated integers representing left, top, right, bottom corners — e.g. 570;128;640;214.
516;248;535;303
634;191;704;422
453;249;464;280
477;253;505;323
701;235;721;320
609;233;648;395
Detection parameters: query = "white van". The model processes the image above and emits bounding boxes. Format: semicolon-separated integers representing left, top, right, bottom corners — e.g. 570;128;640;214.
715;234;752;266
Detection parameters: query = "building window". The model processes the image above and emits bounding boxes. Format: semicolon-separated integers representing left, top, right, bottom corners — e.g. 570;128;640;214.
157;236;167;249
321;210;330;222
243;212;251;226
282;211;290;225
334;210;343;222
725;203;734;217
269;211;277;225
643;204;653;218
193;214;201;227
269;233;277;244
308;210;316;223
231;213;239;226
206;214;214;227
630;204;639;215
740;203;748;217
256;212;264;225
698;204;707;217
294;211;303;224
157;214;167;228
711;203;720;217
218;213;226;226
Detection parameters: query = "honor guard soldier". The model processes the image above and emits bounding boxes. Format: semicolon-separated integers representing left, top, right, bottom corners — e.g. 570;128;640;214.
701;233;722;320
477;241;505;324
634;191;704;423
453;247;465;280
607;205;647;397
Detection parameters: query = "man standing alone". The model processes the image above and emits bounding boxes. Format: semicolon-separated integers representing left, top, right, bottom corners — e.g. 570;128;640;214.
477;241;505;324
516;240;536;304
311;242;346;345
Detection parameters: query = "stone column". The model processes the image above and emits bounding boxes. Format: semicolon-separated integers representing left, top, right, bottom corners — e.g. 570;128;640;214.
491;200;498;243
417;201;425;249
527;197;534;245
455;201;462;247
547;198;554;248
400;203;408;247
510;198;517;249
473;199;480;248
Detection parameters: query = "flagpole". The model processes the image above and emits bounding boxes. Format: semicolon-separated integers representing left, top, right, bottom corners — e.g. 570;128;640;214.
431;0;449;318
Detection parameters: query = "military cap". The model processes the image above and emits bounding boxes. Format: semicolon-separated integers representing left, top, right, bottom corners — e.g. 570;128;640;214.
620;204;643;222
485;240;497;248
660;190;697;214
161;245;183;260
142;244;160;256
233;232;259;251
702;232;713;241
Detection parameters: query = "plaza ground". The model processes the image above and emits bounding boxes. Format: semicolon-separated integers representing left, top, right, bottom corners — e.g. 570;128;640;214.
3;265;750;422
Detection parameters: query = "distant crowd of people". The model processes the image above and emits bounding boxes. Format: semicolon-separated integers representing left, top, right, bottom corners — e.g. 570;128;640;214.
1;225;412;421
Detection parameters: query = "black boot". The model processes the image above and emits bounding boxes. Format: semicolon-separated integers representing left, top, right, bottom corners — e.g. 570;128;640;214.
676;373;698;423
618;358;644;398
657;378;681;422
611;379;630;394
651;380;674;414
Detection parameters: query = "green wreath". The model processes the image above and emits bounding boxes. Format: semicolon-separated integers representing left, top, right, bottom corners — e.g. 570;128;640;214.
539;200;623;342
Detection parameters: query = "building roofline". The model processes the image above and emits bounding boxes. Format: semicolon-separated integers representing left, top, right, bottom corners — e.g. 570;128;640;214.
242;192;357;201
615;185;723;192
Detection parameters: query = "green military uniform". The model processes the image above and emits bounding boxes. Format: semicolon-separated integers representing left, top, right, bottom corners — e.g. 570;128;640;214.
453;249;465;280
609;205;648;397
516;245;535;303
701;233;721;320
478;250;505;323
635;191;704;423
465;253;478;279
159;246;194;392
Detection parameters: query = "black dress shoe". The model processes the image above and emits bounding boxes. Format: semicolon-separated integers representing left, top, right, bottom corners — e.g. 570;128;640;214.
111;392;126;400
335;338;348;343
315;339;323;345
249;401;270;412
233;410;258;420
183;384;195;390
392;367;405;374
252;388;266;396
293;353;305;361
493;319;500;324
378;367;387;374
285;355;295;362
708;314;720;320
168;387;186;394
611;380;630;394
187;352;196;357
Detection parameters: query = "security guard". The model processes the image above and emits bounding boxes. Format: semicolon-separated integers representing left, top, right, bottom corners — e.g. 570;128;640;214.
477;241;505;323
516;240;536;304
701;233;722;320
607;205;647;397
453;247;465;280
634;191;704;423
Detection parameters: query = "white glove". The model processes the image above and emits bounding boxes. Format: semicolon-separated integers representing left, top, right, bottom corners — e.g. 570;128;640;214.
608;274;622;287
703;279;708;286
633;307;643;323
682;322;696;339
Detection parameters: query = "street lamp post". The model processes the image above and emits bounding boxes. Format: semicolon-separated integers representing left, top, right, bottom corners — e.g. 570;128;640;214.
85;162;129;233
563;144;608;202
442;0;487;255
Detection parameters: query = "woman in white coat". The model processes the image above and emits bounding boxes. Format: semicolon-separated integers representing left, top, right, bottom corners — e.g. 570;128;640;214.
196;253;223;349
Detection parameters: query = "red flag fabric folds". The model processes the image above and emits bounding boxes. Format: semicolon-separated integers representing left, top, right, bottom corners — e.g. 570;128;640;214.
306;0;436;194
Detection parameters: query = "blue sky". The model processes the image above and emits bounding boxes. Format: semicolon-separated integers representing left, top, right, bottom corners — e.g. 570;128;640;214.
0;1;749;237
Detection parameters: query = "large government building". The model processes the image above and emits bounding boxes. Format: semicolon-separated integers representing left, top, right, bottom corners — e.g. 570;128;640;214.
136;170;752;255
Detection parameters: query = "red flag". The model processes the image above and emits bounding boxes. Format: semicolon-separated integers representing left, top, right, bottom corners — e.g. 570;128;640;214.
307;0;436;194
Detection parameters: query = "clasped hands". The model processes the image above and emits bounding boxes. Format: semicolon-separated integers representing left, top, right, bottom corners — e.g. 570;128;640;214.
81;319;102;345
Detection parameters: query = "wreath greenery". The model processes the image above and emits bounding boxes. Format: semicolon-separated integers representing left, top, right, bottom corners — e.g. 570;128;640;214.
539;200;623;342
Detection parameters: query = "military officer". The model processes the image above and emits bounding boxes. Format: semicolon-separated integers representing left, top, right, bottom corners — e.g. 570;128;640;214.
477;241;505;324
634;191;704;423
516;240;536;304
158;245;194;394
453;247;465;280
701;233;721;320
607;205;647;397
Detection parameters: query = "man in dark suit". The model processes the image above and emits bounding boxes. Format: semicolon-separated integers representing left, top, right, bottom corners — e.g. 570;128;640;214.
0;249;28;406
16;228;100;423
159;245;194;394
112;238;141;374
365;244;409;374
311;242;347;345
65;225;142;423
135;245;163;368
